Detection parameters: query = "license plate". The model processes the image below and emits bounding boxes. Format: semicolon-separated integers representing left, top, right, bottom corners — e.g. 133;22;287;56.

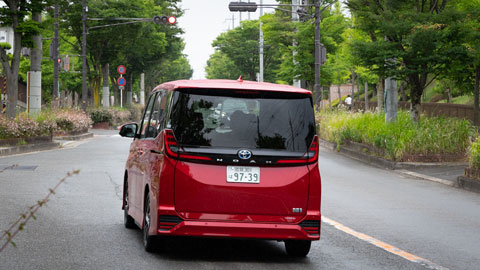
227;166;260;184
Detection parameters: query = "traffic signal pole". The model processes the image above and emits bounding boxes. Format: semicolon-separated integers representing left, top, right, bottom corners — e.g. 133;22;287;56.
81;0;87;111
53;3;59;104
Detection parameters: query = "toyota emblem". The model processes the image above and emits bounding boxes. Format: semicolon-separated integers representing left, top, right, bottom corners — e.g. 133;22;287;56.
238;150;252;160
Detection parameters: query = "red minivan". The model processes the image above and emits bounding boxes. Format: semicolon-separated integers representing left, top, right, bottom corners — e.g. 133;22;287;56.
120;79;321;257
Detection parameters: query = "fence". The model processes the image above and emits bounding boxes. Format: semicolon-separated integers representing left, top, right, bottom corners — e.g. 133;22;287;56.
352;101;479;122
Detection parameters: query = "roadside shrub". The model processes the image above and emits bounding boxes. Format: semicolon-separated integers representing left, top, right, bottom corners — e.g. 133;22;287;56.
88;108;113;124
317;108;472;161
0;109;91;140
127;104;145;122
54;109;92;132
469;137;480;168
108;107;132;126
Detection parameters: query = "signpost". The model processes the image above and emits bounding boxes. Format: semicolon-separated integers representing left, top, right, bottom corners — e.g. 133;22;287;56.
117;65;126;107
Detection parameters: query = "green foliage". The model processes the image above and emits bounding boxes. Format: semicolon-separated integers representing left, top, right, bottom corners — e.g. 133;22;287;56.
88;108;113;124
469;136;480;168
0;42;11;50
205;51;241;80
318;109;472;160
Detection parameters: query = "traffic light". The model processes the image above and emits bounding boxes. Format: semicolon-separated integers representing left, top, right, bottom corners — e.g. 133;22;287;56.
229;2;257;12
153;15;176;25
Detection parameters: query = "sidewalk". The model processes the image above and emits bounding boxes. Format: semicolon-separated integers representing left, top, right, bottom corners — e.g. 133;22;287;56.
0;132;94;157
319;139;480;194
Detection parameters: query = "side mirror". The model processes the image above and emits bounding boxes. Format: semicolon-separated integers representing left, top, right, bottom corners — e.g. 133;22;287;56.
119;123;138;138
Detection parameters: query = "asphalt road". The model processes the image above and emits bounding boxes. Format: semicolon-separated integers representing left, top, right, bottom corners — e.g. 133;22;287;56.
0;130;479;269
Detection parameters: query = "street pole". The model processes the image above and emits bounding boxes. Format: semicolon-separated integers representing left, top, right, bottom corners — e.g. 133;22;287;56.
81;0;88;111
53;2;59;105
259;0;264;82
314;0;321;102
292;0;301;88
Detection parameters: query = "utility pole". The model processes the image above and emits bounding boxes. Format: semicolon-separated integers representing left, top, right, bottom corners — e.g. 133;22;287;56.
292;0;300;88
81;0;88;111
29;10;42;115
102;63;109;108
140;73;145;106
259;0;264;82
314;0;321;101
53;2;59;104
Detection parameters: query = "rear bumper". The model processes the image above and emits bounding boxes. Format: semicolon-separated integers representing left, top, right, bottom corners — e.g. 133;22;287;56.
156;220;320;241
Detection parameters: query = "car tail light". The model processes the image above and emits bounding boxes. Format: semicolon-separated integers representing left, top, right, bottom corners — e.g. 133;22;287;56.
300;220;320;235
158;215;183;231
277;135;319;165
164;129;211;161
164;129;179;157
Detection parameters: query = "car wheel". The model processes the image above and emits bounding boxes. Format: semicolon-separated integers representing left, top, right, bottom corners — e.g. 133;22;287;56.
124;181;136;229
143;194;156;252
285;240;311;257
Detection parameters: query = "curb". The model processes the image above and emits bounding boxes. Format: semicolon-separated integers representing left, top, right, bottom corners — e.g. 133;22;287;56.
54;132;94;141
319;139;477;194
0;142;60;157
457;176;480;193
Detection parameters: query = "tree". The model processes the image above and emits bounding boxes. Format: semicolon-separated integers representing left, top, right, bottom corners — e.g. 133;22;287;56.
347;0;470;121
205;51;241;80
0;1;48;117
211;20;262;81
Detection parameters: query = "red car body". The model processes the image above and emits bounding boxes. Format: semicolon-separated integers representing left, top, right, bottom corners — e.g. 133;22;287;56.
120;79;321;256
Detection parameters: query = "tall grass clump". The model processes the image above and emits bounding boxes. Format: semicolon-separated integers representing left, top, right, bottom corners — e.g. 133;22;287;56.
469;137;480;168
317;108;472;161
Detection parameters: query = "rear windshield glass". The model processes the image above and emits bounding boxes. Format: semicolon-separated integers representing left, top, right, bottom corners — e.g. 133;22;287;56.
169;88;315;153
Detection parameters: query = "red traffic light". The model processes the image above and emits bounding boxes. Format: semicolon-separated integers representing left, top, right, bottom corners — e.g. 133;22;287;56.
57;58;61;64
153;15;176;25
168;16;176;24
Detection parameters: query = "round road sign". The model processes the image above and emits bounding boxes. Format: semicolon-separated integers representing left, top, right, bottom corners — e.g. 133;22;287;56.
117;65;126;75
118;77;126;87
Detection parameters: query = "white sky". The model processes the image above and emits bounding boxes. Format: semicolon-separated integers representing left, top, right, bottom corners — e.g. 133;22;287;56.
178;0;278;79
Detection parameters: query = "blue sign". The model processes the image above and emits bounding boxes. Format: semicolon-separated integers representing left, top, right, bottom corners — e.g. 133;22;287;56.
118;77;126;86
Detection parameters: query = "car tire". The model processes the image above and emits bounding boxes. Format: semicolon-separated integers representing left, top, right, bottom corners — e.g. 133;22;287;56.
143;194;156;252
124;180;136;229
285;240;311;257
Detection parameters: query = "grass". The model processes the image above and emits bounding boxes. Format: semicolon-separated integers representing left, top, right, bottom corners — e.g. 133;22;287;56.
317;108;472;161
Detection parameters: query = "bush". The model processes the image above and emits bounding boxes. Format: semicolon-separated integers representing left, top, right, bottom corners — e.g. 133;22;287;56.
127;104;145;123
0;109;91;140
88;108;113;124
108;107;132;126
53;109;92;132
469;137;480;168
318;108;472;161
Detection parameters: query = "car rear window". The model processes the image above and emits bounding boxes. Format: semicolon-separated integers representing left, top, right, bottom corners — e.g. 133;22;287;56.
169;88;315;153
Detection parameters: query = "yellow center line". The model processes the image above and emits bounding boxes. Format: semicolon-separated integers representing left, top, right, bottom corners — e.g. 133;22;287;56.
321;216;449;270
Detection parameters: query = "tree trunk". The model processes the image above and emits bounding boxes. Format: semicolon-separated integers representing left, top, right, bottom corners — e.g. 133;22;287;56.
0;1;21;118
409;75;423;122
351;70;355;105
474;65;480;126
377;76;383;112
337;84;341;106
364;82;368;112
400;81;407;102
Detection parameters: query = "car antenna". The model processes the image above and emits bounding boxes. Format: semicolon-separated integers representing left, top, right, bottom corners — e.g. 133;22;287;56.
237;75;243;82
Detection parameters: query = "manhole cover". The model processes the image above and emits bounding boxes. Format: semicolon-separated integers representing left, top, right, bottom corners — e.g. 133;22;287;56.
0;165;38;171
